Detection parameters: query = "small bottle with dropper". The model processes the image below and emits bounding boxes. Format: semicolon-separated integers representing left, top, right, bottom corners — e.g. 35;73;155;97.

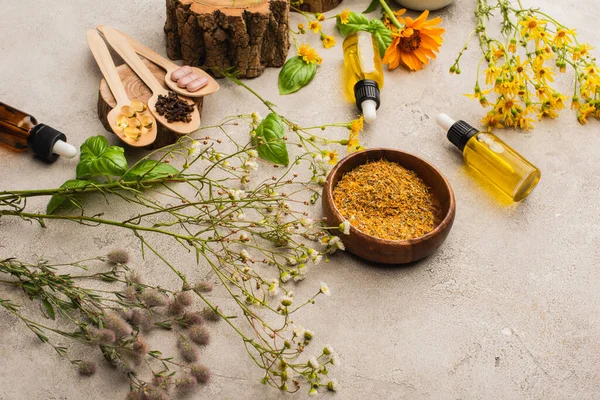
342;31;384;123
436;114;541;202
0;102;77;162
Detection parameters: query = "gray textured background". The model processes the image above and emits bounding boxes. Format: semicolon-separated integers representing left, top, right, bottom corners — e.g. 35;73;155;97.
1;0;599;398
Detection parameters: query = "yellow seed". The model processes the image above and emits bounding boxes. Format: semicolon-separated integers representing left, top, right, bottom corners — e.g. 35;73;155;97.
116;115;129;129
131;100;147;113
127;117;141;128
121;105;136;118
140;115;154;129
124;127;141;140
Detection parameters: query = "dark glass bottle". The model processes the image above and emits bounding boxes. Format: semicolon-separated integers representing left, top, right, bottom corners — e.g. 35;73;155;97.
0;102;76;162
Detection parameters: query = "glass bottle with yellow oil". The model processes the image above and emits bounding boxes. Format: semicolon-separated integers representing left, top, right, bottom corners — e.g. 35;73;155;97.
342;31;384;123
436;114;540;202
0;102;77;162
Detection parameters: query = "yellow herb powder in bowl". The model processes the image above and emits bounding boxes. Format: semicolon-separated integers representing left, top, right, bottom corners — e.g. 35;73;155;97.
332;159;442;241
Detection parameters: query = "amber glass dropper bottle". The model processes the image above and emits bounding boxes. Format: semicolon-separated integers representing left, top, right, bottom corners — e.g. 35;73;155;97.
0;102;77;162
436;114;541;202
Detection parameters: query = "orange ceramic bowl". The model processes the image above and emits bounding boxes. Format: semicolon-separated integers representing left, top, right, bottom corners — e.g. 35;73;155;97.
322;148;456;264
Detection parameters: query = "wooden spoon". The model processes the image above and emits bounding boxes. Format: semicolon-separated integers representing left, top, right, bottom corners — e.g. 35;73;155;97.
102;27;201;135
96;25;219;99
86;30;157;147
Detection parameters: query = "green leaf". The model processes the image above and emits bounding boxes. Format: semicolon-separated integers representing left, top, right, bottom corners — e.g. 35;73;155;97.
41;298;56;320
278;56;317;95
76;136;128;179
123;160;179;181
363;0;380;13
336;12;369;37
367;19;393;57
252;113;289;166
46;179;94;214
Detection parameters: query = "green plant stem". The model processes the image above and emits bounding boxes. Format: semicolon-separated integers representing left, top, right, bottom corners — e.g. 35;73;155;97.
378;0;403;31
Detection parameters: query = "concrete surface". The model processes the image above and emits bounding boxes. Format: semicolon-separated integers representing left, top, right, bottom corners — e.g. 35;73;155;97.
1;0;600;399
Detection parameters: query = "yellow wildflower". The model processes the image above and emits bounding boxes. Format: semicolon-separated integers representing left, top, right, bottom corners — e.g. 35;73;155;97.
508;39;517;53
309;21;321;33
534;65;555;85
464;87;491;99
350;115;364;134
571;96;581;110
515;114;536;130
519;15;547;44
316;13;325;22
494;79;519;98
347;136;361;153
537;30;552;45
553;28;575;48
298;44;322;64
326;150;339;165
577;102;595;124
298;23;305;31
573;43;593;61
484;64;502;85
496;97;521;120
534;85;548;101
490;44;505;60
339;9;351;25
549;93;566;111
481;112;505;131
579;79;597;99
514;56;530;78
322;35;336;49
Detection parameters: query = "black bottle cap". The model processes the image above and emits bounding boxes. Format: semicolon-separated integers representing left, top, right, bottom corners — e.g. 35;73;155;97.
28;124;67;163
447;120;479;151
353;79;380;111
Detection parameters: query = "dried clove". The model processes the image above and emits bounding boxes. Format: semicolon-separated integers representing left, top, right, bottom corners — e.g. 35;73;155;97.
155;91;195;123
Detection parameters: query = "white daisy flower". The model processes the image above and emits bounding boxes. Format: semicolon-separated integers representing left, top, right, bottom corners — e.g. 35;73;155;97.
327;379;338;392
300;217;313;227
240;249;251;261
243;160;258;171
308;356;320;369
268;278;279;297
339;220;351;235
320;282;331;296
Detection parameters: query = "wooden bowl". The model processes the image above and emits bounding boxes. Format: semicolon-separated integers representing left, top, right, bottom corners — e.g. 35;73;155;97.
322;148;456;264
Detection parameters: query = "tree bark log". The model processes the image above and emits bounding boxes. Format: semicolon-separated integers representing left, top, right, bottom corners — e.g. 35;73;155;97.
98;59;203;149
294;0;343;13
164;0;290;78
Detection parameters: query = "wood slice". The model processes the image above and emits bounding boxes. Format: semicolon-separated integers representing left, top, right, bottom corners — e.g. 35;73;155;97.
293;0;342;13
164;0;290;78
98;59;204;149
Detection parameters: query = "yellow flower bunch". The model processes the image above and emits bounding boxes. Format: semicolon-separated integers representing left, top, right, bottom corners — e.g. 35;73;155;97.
298;44;322;64
346;115;365;153
290;5;338;50
452;0;600;129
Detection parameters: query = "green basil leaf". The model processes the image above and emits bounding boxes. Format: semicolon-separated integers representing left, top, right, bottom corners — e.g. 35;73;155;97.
278;56;317;95
123;160;180;181
336;12;369;37
252;113;289;166
46;179;94;214
363;0;380;13
76;135;128;179
367;19;393;57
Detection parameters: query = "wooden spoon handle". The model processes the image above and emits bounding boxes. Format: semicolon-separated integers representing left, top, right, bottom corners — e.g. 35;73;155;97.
87;30;130;105
102;27;164;94
96;25;178;71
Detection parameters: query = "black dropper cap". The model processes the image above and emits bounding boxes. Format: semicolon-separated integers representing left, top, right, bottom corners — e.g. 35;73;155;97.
28;124;68;163
353;79;380;112
446;120;479;151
